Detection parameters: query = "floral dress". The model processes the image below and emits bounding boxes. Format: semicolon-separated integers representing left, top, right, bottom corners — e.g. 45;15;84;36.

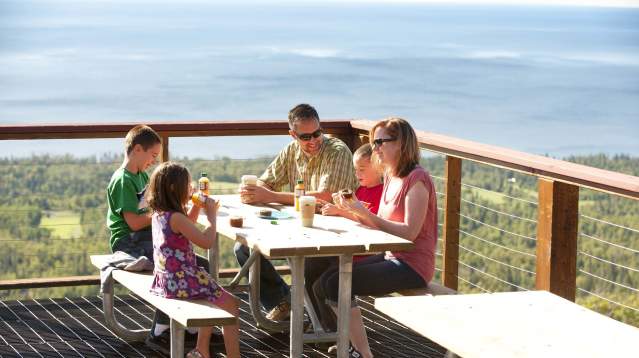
150;211;226;303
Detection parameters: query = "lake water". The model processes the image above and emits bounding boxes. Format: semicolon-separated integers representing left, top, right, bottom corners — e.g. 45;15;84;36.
1;1;638;159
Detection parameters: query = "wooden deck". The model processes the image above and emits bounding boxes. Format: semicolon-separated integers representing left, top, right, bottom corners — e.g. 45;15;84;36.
0;293;446;357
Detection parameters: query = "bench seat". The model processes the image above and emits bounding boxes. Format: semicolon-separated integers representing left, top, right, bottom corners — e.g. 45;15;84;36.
91;254;236;358
395;282;457;296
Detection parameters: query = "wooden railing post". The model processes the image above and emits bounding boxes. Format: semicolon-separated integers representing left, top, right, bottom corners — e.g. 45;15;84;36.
535;178;579;301
161;135;169;162
442;156;461;290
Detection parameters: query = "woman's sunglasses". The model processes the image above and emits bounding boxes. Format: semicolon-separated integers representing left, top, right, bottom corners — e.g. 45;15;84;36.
295;128;323;141
372;137;397;148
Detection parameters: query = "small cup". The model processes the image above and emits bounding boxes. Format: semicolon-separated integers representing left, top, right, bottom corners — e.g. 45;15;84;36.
299;195;316;227
229;215;244;228
340;189;353;200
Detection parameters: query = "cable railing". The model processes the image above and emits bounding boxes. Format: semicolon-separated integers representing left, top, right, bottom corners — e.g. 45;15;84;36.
1;119;639;329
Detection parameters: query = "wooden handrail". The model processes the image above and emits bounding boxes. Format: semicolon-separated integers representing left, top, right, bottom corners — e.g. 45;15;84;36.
350;119;639;200
0;120;353;140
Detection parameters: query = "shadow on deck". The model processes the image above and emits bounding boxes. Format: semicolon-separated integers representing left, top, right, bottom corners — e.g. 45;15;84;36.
0;293;446;357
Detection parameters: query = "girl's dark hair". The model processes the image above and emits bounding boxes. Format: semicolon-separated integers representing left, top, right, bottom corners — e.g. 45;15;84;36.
147;161;191;215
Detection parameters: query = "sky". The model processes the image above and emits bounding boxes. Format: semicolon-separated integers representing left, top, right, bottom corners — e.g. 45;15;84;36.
56;0;639;7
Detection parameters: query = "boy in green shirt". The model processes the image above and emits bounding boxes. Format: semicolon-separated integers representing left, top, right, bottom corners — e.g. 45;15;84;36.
105;124;170;350
106;124;162;256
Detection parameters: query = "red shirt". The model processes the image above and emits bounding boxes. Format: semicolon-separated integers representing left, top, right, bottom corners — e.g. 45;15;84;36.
355;184;383;214
353;184;383;262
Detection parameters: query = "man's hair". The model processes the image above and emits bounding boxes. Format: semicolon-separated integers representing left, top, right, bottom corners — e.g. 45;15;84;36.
370;117;420;178
353;143;373;160
146;161;190;215
288;103;320;129
125;125;162;155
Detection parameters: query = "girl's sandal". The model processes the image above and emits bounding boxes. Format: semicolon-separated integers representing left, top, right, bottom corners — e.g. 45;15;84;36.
186;348;206;358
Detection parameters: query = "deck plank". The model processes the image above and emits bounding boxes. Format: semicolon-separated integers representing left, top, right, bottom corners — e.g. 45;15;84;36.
0;294;445;357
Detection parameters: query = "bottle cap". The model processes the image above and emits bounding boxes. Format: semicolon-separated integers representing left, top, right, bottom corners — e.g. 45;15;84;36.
201;172;208;177
297;179;303;184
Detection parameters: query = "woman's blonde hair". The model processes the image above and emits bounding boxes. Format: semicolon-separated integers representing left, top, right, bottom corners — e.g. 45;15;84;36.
370;117;420;177
147;161;191;215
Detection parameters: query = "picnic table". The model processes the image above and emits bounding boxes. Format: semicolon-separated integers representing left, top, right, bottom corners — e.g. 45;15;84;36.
375;290;639;358
200;194;414;358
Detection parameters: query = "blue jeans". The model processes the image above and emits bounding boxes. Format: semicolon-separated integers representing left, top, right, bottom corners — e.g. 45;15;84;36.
112;229;154;259
319;253;426;306
234;242;290;310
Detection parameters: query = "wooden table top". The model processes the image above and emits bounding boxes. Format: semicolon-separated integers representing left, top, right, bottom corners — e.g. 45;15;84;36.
199;194;413;258
375;290;639;358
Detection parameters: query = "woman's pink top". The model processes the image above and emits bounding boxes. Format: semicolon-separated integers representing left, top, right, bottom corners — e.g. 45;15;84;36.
378;165;438;284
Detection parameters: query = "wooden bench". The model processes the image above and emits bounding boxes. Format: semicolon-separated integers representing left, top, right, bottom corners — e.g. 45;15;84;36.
90;255;236;358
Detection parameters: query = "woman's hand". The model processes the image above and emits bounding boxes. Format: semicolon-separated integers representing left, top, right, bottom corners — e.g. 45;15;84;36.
321;203;341;216
333;192;368;216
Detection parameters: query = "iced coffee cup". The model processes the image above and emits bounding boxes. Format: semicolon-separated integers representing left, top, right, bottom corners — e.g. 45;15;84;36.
299;195;316;227
240;175;258;203
241;175;257;186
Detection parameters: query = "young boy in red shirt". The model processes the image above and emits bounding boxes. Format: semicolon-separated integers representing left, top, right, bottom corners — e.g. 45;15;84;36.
309;143;383;335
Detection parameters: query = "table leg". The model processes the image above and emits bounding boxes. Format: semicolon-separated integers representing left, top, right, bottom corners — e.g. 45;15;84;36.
207;232;220;281
289;256;305;358
337;254;353;358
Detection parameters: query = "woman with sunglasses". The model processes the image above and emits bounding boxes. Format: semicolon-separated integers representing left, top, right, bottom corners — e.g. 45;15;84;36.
318;117;438;358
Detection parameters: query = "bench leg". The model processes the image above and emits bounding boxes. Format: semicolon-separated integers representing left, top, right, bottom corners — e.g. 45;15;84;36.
170;319;185;358
102;277;149;342
247;249;288;333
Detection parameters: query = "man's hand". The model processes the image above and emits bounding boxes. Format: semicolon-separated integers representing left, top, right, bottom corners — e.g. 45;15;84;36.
240;184;273;204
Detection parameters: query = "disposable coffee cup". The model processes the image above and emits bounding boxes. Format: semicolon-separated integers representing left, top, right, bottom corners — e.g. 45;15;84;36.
240;175;258;203
241;175;257;186
299;196;316;227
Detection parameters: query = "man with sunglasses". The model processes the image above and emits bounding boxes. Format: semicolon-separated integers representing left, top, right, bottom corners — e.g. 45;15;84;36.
237;103;358;323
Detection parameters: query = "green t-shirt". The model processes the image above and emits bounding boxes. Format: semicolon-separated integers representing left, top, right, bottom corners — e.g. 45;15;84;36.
106;167;150;250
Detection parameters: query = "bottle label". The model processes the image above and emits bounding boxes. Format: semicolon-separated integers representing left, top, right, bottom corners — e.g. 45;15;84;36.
294;189;304;198
199;182;208;191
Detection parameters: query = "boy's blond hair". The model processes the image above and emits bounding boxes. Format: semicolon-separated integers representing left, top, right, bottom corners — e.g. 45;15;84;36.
125;125;162;155
353;143;373;161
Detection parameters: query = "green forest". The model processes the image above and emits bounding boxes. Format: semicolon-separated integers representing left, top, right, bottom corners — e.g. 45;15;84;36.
0;153;637;327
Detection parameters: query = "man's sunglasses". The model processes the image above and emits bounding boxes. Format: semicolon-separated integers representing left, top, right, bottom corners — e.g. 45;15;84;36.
372;137;397;148
295;128;323;141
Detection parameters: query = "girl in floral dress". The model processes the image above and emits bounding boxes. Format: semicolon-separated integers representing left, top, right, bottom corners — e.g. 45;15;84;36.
146;161;240;358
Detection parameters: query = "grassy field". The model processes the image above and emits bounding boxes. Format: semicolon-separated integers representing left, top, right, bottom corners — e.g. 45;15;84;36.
40;210;82;238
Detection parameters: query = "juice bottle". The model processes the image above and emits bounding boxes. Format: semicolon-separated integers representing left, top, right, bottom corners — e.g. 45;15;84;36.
294;179;305;211
198;172;210;195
